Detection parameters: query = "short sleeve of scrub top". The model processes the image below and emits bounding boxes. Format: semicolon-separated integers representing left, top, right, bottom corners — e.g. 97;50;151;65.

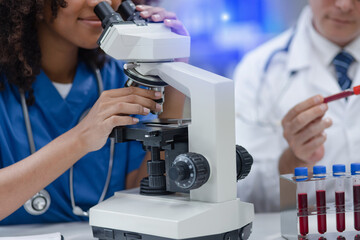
0;58;157;224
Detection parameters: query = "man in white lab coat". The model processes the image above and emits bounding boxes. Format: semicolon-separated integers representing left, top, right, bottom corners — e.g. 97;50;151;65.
234;0;360;212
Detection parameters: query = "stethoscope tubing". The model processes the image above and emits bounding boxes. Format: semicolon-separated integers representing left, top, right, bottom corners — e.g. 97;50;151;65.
19;89;36;155
20;65;113;217
250;27;298;130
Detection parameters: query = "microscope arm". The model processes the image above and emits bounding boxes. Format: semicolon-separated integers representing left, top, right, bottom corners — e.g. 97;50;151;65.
135;62;237;203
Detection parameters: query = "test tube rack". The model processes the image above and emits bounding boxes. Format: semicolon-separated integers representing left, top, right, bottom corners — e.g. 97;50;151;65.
280;172;360;240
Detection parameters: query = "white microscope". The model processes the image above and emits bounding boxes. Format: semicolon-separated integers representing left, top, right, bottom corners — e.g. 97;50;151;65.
89;1;254;240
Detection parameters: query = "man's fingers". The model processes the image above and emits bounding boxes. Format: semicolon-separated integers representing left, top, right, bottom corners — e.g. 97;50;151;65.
288;103;328;134
290;133;326;163
302;133;327;158
295;117;332;145
282;95;324;123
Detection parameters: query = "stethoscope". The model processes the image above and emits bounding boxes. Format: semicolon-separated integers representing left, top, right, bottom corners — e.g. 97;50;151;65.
237;27;299;131
21;65;114;217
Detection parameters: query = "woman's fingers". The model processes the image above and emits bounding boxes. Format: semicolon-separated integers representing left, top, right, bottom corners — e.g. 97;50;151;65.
100;101;152;119
104;115;139;132
101;87;162;99
135;5;189;36
164;19;189;36
137;6;177;19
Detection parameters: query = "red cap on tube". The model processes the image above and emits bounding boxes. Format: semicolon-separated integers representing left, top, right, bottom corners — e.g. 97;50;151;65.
353;85;360;95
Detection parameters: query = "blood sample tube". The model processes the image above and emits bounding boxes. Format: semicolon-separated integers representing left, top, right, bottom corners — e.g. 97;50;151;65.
351;163;360;231
323;85;360;103
333;164;346;232
295;167;309;236
313;165;327;234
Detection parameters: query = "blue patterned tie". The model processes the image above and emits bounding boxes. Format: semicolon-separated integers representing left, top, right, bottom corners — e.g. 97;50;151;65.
333;51;355;90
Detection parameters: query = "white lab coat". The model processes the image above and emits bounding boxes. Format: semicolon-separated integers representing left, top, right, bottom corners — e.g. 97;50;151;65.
234;6;360;212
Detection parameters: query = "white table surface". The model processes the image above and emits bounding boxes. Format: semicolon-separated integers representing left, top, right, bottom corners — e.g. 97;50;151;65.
0;222;94;240
0;213;283;240
249;213;283;240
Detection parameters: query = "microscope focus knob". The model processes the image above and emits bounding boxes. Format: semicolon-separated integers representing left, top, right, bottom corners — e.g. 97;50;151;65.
169;153;210;190
236;145;253;181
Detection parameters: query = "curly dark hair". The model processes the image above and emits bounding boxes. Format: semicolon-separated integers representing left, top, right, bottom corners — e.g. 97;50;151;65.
0;0;155;105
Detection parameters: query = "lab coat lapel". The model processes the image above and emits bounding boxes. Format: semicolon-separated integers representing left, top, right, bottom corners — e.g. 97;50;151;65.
306;59;340;96
286;6;312;83
286;6;339;96
346;37;360;108
347;67;360;109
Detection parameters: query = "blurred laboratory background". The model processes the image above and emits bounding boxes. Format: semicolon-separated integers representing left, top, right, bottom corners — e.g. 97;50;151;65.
154;0;307;79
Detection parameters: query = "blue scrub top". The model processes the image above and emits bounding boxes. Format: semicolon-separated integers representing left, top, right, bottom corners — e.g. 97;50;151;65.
0;59;155;224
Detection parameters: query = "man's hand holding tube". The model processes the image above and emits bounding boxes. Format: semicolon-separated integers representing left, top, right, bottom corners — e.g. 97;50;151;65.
279;95;333;174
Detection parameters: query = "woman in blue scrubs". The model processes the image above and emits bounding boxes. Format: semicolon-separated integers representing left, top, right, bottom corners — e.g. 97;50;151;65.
0;0;187;224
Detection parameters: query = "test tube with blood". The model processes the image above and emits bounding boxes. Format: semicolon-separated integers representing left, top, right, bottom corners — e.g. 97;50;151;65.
333;164;346;232
351;163;360;231
313;165;327;234
295;167;309;236
323;85;360;103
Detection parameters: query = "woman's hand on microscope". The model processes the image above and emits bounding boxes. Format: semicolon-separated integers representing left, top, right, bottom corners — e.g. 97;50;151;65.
278;95;332;174
136;5;189;36
72;87;162;153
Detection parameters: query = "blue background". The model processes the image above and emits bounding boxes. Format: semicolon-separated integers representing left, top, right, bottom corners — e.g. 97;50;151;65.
160;0;307;78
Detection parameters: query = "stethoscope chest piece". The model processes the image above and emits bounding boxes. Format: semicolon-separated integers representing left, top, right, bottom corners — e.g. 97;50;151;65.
24;189;51;215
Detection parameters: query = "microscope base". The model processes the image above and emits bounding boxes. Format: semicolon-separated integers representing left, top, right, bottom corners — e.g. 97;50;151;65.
89;191;254;240
92;224;253;240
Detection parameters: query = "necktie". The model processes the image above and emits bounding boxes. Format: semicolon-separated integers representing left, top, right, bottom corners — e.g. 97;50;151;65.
332;51;355;90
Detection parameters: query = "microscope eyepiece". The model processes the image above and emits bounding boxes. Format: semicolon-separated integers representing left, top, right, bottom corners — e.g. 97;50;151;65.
120;0;136;20
94;2;113;22
94;1;123;29
119;0;146;22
